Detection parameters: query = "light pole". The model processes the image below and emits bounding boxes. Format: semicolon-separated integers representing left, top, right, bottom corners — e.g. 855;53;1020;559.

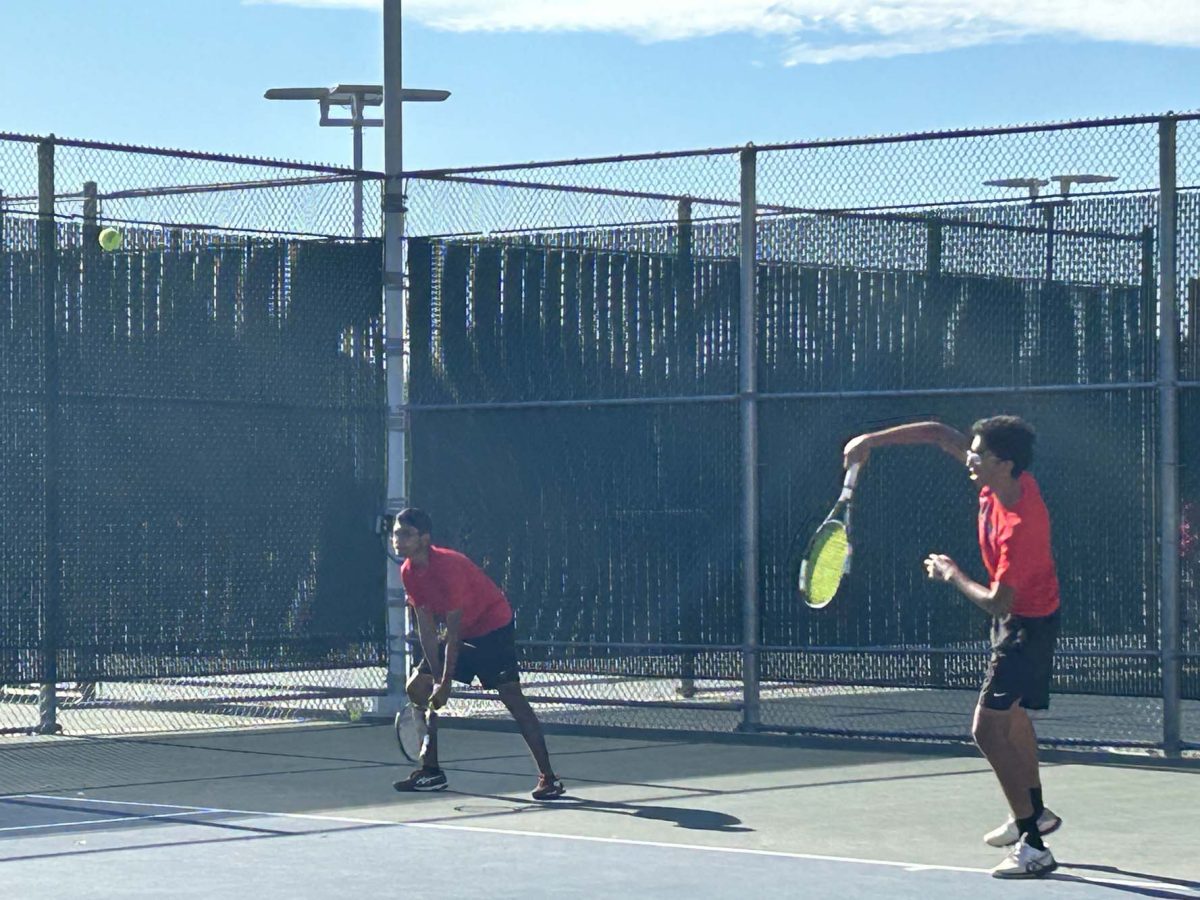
984;174;1118;280
265;84;449;237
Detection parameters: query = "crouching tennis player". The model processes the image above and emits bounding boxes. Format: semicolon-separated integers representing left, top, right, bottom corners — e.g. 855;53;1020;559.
390;507;565;800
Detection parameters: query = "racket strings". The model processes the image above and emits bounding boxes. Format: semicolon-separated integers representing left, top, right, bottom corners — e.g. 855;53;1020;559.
805;525;850;607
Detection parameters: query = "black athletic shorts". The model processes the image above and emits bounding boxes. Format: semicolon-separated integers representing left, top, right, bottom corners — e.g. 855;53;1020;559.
980;610;1060;711
413;620;520;689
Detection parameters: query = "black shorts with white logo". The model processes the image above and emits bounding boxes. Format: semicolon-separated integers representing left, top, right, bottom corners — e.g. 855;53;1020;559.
414;620;520;689
980;610;1059;711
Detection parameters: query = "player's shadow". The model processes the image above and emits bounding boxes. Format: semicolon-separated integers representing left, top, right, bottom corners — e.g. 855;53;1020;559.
1052;863;1200;899
446;790;751;833
556;797;752;833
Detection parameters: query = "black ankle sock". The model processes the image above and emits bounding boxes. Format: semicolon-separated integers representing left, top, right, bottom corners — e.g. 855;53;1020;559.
1030;787;1044;818
1016;816;1045;850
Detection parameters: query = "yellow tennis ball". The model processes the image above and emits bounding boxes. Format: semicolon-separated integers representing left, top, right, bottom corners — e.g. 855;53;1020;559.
98;227;122;251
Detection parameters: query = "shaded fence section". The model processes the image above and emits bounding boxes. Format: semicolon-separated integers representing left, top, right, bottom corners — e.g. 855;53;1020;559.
402;113;1197;752
1;134;387;736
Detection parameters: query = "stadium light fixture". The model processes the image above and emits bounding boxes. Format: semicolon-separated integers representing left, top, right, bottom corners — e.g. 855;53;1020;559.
1050;173;1119;196
984;174;1119;202
265;84;450;237
983;178;1051;200
983;173;1118;282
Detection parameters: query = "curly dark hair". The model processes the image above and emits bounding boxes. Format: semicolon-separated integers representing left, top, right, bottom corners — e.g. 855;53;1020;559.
971;416;1035;476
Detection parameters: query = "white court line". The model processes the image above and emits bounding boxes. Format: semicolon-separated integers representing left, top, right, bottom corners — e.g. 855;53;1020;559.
0;811;212;840
12;795;1196;894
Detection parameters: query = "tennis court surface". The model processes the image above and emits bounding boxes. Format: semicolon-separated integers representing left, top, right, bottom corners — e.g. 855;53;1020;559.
3;723;1198;899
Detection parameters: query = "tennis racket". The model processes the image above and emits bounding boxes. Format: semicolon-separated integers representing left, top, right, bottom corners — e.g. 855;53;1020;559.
796;462;861;609
395;700;429;763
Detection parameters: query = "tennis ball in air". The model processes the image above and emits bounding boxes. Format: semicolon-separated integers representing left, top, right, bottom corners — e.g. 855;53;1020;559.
98;227;122;251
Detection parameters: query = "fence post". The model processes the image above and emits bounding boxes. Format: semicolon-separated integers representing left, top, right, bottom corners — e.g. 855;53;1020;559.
925;216;942;279
381;0;409;718
37;137;62;735
1157;116;1182;755
739;147;761;731
78;182;99;703
82;181;99;244
1042;203;1056;282
675;198;699;698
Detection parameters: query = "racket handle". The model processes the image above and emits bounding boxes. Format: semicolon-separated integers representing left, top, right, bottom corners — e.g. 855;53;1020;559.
839;462;861;500
841;463;860;555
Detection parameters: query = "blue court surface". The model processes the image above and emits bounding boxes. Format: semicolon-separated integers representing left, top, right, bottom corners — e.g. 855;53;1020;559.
2;724;1197;899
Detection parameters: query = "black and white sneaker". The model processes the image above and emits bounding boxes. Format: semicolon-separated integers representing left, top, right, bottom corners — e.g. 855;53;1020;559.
990;836;1058;879
393;768;448;792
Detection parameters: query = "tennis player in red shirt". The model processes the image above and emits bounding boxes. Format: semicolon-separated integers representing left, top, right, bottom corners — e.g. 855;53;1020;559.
844;416;1060;879
390;507;564;800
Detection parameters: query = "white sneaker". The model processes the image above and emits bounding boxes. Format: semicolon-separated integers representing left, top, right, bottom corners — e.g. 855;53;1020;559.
983;808;1062;847
990;835;1058;879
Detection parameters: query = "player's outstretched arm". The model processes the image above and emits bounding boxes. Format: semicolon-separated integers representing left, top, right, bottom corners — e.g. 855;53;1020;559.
843;421;970;468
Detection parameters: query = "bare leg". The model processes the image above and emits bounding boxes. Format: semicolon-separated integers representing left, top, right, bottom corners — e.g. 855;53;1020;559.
1007;706;1041;791
972;702;1039;819
496;681;554;777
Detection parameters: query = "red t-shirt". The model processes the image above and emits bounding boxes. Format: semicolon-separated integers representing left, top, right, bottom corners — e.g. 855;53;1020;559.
978;472;1060;617
400;545;513;639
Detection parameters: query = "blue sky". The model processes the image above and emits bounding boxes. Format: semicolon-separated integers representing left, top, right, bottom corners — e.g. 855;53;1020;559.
1;0;1198;173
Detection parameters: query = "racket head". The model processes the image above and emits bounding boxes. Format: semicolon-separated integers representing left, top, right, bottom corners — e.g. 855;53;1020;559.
395;702;428;763
797;520;851;609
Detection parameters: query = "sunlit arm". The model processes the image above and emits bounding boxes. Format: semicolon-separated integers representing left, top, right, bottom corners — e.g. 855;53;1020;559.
951;571;1015;618
844;421;970;467
926;553;1015;618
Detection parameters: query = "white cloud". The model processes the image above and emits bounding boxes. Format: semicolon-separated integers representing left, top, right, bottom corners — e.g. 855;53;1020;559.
248;0;1200;62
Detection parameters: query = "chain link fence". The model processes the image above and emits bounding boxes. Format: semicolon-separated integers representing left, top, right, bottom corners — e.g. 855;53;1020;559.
404;113;1198;754
1;134;388;737
2;115;1195;755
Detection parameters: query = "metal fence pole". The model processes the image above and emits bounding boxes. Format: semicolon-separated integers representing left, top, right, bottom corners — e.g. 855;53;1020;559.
739;147;761;731
82;182;98;240
676;197;698;699
352;101;364;240
1157;116;1182;755
925;216;942;280
382;0;409;717
37;138;62;734
78;182;100;703
1043;203;1056;282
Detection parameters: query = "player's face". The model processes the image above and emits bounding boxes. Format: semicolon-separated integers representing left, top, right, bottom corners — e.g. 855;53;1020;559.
966;436;1004;485
391;522;427;558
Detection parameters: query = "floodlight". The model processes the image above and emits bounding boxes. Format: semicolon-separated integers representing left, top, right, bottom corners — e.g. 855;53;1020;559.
1050;174;1119;196
265;82;449;237
983;178;1051;199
